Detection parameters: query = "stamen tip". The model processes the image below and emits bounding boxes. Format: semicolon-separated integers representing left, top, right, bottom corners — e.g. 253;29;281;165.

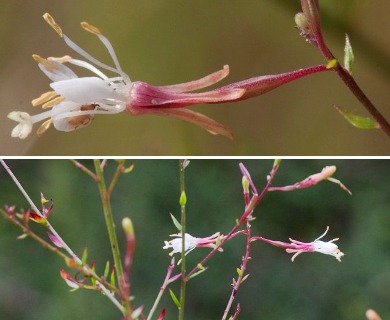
43;13;63;37
81;21;102;35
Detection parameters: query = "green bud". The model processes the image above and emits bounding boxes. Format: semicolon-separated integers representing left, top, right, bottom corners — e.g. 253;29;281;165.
122;217;134;238
179;191;187;206
242;176;250;193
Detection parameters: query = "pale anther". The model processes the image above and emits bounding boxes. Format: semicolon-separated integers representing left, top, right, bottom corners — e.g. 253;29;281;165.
32;91;58;107
42;96;65;109
37;118;53;136
32;54;57;70
43;13;63;37
81;22;102;35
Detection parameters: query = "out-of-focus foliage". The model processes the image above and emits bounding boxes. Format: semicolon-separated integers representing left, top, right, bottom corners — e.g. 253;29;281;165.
0;159;389;319
1;0;390;155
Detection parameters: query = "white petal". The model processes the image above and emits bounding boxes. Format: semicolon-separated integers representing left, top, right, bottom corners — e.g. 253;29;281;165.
39;60;78;82
50;77;118;103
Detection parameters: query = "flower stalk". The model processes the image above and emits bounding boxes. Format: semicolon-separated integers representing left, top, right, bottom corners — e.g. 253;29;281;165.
93;160;131;318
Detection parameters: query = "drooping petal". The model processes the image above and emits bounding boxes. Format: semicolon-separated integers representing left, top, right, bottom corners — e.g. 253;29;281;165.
140;107;234;139
159;65;230;93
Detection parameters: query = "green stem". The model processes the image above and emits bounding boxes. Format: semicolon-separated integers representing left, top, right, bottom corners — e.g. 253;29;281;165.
93;160;131;318
179;160;187;320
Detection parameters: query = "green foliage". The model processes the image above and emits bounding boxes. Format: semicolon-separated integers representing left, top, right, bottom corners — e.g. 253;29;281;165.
0;160;389;320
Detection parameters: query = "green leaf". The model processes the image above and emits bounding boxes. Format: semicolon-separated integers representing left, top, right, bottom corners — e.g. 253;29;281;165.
17;233;29;240
169;213;182;231
189;266;208;280
81;248;88;264
123;162;135;174
103;261;110;279
334;105;379;129
236;268;243;276
110;268;116;287
169;289;181;309
242;274;250;283
344;34;354;74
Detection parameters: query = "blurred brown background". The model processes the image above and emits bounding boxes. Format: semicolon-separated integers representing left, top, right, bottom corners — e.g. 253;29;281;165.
1;0;390;155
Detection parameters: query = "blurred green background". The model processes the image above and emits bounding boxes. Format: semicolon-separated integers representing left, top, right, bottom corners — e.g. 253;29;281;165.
0;159;389;319
1;0;390;155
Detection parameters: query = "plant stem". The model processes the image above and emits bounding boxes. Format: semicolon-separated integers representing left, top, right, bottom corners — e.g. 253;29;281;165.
93;160;131;318
147;258;177;320
179;160;187;320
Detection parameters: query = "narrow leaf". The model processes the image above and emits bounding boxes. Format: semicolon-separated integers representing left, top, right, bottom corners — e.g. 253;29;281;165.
103;261;110;279
334;105;379;129
169;213;182;231
17;233;29;240
169;289;181;309
110;268;116;287
188;267;208;280
81;248;88;264
344;34;354;74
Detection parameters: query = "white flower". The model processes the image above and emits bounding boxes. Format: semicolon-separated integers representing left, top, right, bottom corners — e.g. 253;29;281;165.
312;228;345;262
163;233;198;256
8;13;132;139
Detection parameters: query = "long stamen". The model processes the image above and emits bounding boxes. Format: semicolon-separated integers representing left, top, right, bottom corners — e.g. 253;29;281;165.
81;22;127;79
67;58;109;79
62;34;121;75
315;226;330;241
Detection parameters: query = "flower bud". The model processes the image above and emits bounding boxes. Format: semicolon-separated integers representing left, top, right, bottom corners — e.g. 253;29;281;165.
122;217;134;239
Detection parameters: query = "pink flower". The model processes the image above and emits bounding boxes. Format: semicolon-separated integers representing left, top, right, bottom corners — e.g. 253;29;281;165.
255;226;344;262
8;13;330;139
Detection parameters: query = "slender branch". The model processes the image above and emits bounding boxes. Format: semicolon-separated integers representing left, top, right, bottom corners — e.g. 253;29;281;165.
93;160;131;318
222;220;252;320
0;160;122;310
147;258;179;320
69;160;97;181
185;160;281;281
0;207;69;261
